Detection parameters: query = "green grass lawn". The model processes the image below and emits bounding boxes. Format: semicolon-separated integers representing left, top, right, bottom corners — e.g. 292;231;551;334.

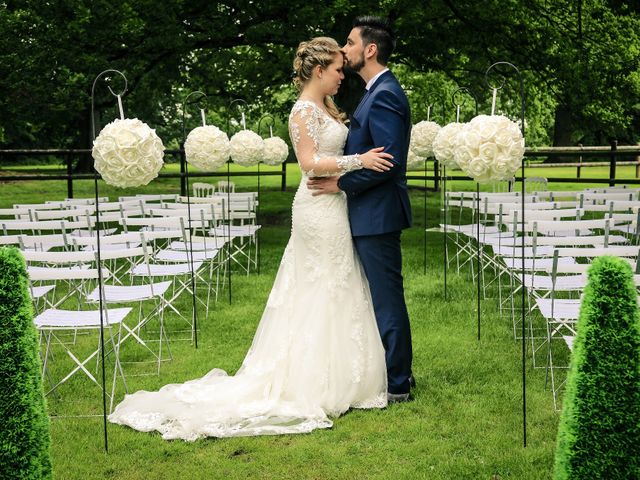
1;164;620;479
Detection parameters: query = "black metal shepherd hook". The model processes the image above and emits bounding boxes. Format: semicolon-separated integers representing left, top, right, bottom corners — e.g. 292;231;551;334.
181;90;208;349
443;87;479;302
453;88;481;329
452;87;479;117
90;68;128;454
257;114;276;275
226;99;249;303
422;94;446;275
485;61;527;448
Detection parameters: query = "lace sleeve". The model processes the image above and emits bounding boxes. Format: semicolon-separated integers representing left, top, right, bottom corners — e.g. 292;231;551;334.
288;102;362;177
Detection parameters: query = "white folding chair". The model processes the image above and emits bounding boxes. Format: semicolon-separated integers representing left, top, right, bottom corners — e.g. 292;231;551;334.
1;218;96;237
84;244;174;373
23;249;104;311
193;182;215;197
216;180;235;193
128;257;203;342
19;233;71;252
30;263;131;413
70;232;143;284
153;229;224;315
524;176;548;193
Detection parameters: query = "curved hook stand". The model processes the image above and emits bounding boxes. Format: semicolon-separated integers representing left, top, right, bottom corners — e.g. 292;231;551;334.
180;90;209;350
228;98;249;133
485;61;525;135
485;61;527;448
179;91;207;197
451;89;468;108
485;61;526;125
91;69;127;140
257;114;275;137
451;87;479;117
182;90;207;140
442;87;479;301
422;93;446;275
223;99;250;303
254;114;278;275
90;68;128;454
442;89;478;302
425;93;447;124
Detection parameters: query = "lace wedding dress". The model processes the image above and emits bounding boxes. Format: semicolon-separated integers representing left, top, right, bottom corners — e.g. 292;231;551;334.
108;100;387;440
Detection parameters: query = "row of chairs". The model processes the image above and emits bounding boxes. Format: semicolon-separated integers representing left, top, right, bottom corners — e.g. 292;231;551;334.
440;184;640;408
25;228;218;412
1;192;260;273
1;192;260;413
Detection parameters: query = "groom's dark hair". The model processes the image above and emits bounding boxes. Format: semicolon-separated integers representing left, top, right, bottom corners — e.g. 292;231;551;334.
353;16;395;65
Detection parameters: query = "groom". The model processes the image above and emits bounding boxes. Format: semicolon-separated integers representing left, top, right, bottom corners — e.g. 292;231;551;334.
308;16;414;402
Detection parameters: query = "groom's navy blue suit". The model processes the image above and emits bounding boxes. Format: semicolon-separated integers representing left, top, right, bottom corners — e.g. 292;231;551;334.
338;70;413;395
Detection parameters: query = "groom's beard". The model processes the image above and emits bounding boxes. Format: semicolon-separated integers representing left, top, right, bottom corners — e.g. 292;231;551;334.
345;53;365;74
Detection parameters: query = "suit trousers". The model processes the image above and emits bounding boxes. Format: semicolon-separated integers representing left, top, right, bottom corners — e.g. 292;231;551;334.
353;231;412;394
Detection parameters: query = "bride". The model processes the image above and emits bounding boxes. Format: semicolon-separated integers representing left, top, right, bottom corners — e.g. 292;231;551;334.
108;37;393;440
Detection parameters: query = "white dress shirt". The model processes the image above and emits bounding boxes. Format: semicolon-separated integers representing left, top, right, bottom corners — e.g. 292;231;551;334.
365;68;389;90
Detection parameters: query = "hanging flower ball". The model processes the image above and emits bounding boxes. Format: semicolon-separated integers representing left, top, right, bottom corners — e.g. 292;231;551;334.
184;125;230;171
409;120;441;157
262;136;289;166
453;115;525;183
230;130;264;167
406;148;425;171
433;122;465;169
92;118;165;188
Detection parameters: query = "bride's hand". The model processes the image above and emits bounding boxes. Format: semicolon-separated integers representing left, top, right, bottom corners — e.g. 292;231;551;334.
360;147;394;172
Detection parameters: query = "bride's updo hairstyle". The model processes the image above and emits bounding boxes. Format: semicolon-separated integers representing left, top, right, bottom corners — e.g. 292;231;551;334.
293;37;345;122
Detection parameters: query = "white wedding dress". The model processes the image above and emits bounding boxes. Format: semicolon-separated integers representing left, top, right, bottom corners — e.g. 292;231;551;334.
108;100;387;440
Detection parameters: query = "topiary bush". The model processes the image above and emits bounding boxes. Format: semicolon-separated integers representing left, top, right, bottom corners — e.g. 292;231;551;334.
554;256;640;479
0;247;52;479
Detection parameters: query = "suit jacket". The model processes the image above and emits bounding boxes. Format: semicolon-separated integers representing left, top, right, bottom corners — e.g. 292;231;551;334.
338;70;413;237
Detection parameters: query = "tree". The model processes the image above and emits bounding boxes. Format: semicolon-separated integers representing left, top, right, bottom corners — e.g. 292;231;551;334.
1;0;639;156
554;256;640;479
0;0;352;159
0;247;52;480
393;0;640;146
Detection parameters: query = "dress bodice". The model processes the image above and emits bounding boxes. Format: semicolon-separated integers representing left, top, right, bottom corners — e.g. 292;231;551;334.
288;100;349;176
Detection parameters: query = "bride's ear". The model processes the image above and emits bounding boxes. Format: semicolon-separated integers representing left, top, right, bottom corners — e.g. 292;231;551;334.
314;64;323;79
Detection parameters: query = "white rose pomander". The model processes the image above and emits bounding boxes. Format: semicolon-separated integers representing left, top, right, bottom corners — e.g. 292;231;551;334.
92;118;164;188
230;129;264;167
184;125;230;171
453;115;525;183
409;120;441;157
433;122;464;169
262;136;289;166
406;148;425;171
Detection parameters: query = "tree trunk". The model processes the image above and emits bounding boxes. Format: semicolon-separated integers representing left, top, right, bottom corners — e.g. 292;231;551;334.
552;104;574;146
550;104;574;163
73;107;94;173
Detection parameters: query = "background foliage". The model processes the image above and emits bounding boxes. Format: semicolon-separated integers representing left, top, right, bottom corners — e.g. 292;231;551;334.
1;0;639;163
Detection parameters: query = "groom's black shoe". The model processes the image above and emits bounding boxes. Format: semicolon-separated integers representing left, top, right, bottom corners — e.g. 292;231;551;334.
409;375;416;389
387;392;412;404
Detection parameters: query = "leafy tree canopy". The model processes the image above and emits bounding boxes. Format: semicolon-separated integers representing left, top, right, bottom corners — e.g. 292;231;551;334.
1;0;638;157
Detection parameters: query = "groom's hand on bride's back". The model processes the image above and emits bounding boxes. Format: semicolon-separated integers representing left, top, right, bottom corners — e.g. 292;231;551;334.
307;176;340;196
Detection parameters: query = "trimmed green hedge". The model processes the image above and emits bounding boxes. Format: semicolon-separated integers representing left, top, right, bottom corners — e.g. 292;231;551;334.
0;247;51;479
554;256;640;479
